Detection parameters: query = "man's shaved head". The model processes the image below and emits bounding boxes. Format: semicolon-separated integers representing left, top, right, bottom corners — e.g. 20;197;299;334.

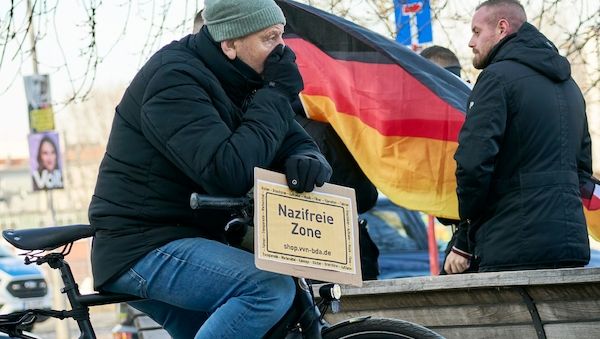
476;0;527;34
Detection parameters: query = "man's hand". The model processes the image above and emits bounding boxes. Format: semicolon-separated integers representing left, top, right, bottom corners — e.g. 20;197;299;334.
262;44;304;100
444;247;471;274
285;154;332;193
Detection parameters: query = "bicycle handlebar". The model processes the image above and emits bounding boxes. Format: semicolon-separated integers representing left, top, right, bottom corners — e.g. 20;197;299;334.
189;193;251;210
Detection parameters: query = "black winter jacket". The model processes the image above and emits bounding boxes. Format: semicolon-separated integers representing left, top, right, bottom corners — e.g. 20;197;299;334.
89;28;323;289
454;23;592;271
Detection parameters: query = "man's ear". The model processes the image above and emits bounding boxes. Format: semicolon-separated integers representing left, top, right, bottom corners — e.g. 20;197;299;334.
220;40;237;60
497;18;510;36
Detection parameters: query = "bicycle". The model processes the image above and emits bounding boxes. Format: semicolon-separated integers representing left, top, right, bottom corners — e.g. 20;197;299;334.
0;193;444;339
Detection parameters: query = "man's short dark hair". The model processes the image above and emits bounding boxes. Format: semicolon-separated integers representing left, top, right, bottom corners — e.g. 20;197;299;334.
420;45;461;77
476;0;527;33
476;0;524;11
420;46;460;68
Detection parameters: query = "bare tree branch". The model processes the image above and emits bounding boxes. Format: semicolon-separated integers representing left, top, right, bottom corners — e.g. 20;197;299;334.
0;0;201;103
0;0;597;111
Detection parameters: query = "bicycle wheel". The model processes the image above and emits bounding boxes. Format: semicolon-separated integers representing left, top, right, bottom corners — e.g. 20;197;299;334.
322;317;444;339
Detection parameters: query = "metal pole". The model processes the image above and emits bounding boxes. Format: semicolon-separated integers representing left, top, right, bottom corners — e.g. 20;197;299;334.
45;194;70;337
47;191;57;225
26;0;70;337
427;215;440;275
45;175;69;339
26;0;39;75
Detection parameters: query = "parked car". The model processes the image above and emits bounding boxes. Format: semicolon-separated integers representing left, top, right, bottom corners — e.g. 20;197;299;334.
0;245;52;328
360;197;446;279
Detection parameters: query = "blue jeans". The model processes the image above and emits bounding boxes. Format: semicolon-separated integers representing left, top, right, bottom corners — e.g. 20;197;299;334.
103;237;295;338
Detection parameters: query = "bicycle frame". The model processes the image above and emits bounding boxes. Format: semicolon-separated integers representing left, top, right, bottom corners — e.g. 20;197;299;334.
0;226;139;339
0;199;444;339
0;224;342;339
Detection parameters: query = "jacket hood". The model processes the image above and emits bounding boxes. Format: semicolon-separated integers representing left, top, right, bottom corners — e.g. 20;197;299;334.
488;22;571;82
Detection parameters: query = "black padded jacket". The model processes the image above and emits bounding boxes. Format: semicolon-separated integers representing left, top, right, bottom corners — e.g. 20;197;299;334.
89;27;323;289
453;23;592;271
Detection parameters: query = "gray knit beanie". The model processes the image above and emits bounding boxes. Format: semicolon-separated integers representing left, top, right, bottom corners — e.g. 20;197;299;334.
203;0;286;42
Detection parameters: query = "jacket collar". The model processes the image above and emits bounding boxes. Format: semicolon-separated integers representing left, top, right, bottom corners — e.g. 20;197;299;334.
189;27;263;107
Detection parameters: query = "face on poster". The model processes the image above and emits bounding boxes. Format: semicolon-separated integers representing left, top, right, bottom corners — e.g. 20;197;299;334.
28;131;64;191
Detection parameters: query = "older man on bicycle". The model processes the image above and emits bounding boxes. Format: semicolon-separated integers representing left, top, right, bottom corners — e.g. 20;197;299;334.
88;0;332;337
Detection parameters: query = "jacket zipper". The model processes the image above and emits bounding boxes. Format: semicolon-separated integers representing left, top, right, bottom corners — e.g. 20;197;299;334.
241;89;257;112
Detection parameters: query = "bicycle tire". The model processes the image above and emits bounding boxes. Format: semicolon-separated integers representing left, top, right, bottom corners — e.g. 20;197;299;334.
322;317;444;339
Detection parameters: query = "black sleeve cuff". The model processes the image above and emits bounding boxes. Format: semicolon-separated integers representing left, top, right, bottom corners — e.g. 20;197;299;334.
452;223;471;253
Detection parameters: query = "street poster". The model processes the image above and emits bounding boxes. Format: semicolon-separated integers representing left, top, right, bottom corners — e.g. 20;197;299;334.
394;0;433;48
254;167;362;286
28;131;64;191
23;74;55;132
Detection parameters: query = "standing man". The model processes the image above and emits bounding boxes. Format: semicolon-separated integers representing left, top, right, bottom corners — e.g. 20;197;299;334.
419;45;474;274
445;0;592;274
89;0;332;337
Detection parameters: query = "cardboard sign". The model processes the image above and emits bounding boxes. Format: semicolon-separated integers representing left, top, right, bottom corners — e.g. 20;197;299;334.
254;167;362;286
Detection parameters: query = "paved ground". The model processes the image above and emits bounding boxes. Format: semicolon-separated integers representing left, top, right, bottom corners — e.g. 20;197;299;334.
30;305;119;339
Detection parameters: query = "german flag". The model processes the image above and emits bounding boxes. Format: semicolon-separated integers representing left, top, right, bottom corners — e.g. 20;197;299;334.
277;0;470;219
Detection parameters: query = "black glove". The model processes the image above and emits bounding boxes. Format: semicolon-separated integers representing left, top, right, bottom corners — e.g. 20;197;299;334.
285;153;332;193
262;44;304;101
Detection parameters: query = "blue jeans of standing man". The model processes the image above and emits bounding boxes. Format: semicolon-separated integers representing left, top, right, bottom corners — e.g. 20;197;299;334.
102;237;295;338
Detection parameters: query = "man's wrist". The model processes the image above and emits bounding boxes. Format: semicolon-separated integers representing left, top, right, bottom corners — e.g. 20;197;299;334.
451;246;472;260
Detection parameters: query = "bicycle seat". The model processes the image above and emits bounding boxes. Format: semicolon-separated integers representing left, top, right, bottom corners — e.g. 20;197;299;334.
2;224;94;251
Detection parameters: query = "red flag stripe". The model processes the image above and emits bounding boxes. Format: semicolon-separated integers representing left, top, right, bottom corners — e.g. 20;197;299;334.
583;184;600;210
287;37;465;141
